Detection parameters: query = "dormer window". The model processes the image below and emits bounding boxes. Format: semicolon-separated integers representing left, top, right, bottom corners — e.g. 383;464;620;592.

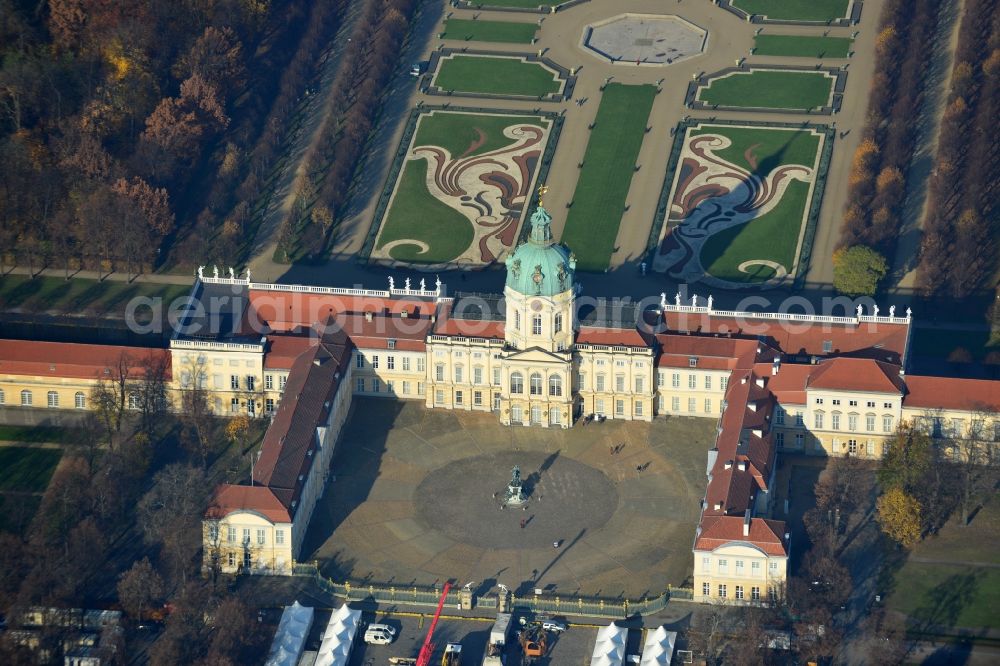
822;340;833;353
689;357;698;368
387;339;396;350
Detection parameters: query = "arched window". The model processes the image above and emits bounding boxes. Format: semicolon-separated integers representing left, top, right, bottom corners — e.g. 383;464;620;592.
75;392;86;409
549;374;562;397
529;373;543;396
47;391;59;408
21;390;32;406
510;372;524;394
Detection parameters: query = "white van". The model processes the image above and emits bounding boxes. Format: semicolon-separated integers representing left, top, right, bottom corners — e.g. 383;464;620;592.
364;623;397;645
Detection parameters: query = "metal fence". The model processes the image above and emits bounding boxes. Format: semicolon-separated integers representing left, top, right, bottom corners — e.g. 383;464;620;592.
293;564;694;618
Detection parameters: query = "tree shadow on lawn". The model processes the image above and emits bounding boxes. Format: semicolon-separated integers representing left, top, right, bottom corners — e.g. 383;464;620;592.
907;571;981;635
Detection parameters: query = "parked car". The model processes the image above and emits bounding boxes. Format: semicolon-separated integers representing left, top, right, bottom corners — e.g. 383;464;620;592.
410;61;427;77
542;620;567;633
364;623;397;645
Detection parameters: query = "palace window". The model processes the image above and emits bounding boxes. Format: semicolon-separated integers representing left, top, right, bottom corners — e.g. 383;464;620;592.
0;388;4;404
775;407;785;425
688;375;696;389
689;357;698;368
531;405;542;425
635;401;643;417
849;400;858;407
736;586;744;600
371;355;379;369
265;398;274;414
493;367;501;386
230;375;239;390
688;398;696;412
387;356;395;370
768;561;778;575
47;391;59;408
530;373;543;396
402;357;411;371
596;374;606;392
356;354;364;369
832;399;841;406
867;401;876;408
795;412;804;427
242;528;250;544
474;391;483;406
454;365;463;383
228;552;236;567
356;379;365;393
718;559;728;574
671;373;680;388
275;530;285;545
515;311;521;331
578;373;586;391
455;391;462;405
704;398;712;413
246;375;255;391
402;381;410;395
795;433;804;448
387;339;396;350
595;399;605;415
435;364;445;382
814;412;824;429
616;375;625;392
671;397;680;411
702;556;711;572
265;375;274;390
718;584;727;598
816;398;824;405
775;432;785;448
511;372;524;394
417;382;425;396
75;392;86;409
831;413;841;430
705;376;712;390
511;405;523;424
532;315;542;336
474;367;483;385
703;582;711;597
866;414;876;432
257;529;265;545
417;357;426;373
554;313;563;334
751;561;761;577
657;372;665;388
883;401;893;409
549;374;562;397
721;377;729;391
615;400;625;416
435;390;445;405
550;409;561;426
372;379;380;393
751;586;761;601
883;415;893;432
279;375;287;390
386;381;394;394
848;414;858;431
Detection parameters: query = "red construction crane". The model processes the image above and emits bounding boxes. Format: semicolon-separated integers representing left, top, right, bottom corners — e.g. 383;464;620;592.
415;581;452;666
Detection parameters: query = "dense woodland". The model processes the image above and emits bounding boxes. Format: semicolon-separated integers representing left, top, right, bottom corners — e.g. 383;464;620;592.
0;0;411;276
915;0;1000;300
0;354;270;664
839;0;1000;304
839;0;940;262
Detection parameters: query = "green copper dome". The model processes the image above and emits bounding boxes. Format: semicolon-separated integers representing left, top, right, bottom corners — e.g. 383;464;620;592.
505;207;576;297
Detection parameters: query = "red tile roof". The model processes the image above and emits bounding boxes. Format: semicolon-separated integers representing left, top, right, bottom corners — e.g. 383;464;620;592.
205;484;291;523
264;334;317;370
807;358;904;394
433;317;505;339
577;326;648;347
246;290;436;332
253;325;353;515
695;516;788;556
903;375;1000;412
0;340;171;380
661;311;908;364
752;362;812;404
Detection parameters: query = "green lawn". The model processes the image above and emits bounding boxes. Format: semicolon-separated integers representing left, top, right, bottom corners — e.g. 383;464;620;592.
888;563;1000;630
754;34;853;58
0;275;190;315
699;70;834;110
733;0;850;22
690;125;821;282
434;55;561;97
441;18;538;43
376;160;475;263
561;84;657;272
413;112;548;158
700;180;809;282
0;425;80;444
0;447;62;493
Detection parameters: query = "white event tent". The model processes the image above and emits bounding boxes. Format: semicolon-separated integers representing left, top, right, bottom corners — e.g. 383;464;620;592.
265;600;315;666
590;622;628;666
314;604;363;666
639;626;677;665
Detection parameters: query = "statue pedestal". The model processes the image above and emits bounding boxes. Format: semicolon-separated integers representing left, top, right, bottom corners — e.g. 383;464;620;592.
505;483;527;505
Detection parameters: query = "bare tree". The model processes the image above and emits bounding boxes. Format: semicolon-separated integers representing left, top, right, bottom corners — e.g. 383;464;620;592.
90;351;134;451
138;464;209;586
117;557;165;621
951;407;999;526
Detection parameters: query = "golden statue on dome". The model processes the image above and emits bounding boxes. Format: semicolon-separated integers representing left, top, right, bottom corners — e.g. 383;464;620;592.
537;184;549;208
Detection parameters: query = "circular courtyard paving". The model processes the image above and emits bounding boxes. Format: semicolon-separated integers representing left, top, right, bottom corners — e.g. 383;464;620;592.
303;399;716;597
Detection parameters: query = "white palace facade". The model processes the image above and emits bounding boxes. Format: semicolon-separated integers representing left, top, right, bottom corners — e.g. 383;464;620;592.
2;207;998;604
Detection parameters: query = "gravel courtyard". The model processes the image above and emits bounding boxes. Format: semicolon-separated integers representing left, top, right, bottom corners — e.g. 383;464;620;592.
303;398;716;598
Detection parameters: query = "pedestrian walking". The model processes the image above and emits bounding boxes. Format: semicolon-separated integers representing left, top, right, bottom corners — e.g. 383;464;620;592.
520;518;526;529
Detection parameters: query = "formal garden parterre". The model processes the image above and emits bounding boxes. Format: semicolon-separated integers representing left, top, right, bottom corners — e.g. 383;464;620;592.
652;122;832;287
694;68;840;112
560;83;657;272
440;18;538;44
730;0;854;23
428;53;567;99
753;34;854;58
370;109;558;266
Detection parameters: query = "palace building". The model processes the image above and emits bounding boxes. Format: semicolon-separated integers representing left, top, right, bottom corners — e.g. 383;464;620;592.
2;206;998;604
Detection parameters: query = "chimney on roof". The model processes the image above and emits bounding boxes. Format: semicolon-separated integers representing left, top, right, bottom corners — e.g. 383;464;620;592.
313;358;322;366
784;532;790;541
743;510;751;537
715;501;724;511
755;376;765;388
724;460;733;470
738;460;747;472
364;311;373;322
772;358;781;375
748;401;757;412
752;428;763;438
741;375;748;385
400;309;408;319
